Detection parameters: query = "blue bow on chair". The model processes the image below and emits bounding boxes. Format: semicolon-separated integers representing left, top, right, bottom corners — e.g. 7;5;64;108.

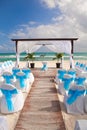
16;75;27;88
22;69;31;78
67;71;76;80
75;77;86;86
67;89;85;105
1;88;18;111
80;63;85;69
41;64;48;71
58;70;66;80
3;75;14;84
12;69;20;76
62;77;73;90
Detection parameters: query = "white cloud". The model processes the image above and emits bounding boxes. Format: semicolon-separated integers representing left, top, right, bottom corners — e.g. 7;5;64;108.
10;29;26;38
40;0;59;8
40;0;87;52
10;0;87;52
28;21;36;25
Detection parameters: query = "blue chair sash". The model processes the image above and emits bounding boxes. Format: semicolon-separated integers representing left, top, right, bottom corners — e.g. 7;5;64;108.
58;69;66;74
62;77;73;90
58;70;66;80
12;69;20;76
80;64;85;69
3;75;14;84
58;74;64;80
67;71;76;80
75;77;86;85
22;69;31;78
1;88;18;111
75;62;79;66
41;64;48;71
67;89;85;105
16;75;26;88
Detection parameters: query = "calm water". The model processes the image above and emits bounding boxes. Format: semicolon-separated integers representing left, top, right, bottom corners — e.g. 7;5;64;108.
0;52;87;62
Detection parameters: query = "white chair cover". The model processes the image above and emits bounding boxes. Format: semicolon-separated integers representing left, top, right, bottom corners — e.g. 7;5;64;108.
29;73;34;84
58;74;73;95
74;120;87;130
55;74;60;84
21;68;34;84
64;85;85;114
41;62;48;71
84;95;87;113
0;116;8;130
0;76;5;85
13;72;30;93
2;71;14;84
0;84;24;114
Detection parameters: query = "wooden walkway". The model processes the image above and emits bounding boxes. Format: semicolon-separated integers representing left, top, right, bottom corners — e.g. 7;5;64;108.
15;69;65;130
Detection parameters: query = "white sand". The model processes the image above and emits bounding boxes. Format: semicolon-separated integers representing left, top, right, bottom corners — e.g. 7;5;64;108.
19;59;87;70
19;60;70;69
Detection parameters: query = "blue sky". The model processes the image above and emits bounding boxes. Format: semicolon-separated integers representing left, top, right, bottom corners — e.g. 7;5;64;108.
0;0;87;53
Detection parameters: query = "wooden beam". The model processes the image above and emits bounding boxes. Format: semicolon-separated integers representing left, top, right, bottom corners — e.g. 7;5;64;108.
12;38;78;42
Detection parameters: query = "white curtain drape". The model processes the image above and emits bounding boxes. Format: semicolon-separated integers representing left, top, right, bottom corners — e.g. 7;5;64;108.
46;41;71;54
18;41;71;54
16;40;73;68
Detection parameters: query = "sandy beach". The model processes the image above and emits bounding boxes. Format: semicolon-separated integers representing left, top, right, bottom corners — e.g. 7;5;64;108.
19;59;87;70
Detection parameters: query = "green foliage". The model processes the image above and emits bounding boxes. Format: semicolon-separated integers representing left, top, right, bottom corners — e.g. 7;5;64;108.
53;53;64;61
24;53;35;62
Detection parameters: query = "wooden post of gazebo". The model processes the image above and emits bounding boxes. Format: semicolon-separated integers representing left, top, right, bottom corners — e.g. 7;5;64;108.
15;40;19;67
70;39;74;68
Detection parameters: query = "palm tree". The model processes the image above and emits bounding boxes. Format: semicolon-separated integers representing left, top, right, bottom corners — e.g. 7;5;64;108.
53;53;64;68
24;53;35;68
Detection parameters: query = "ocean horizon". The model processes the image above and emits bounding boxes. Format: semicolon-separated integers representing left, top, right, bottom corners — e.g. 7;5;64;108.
0;52;87;62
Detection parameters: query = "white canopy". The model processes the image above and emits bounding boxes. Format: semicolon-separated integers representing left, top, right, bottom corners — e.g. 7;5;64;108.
18;41;71;54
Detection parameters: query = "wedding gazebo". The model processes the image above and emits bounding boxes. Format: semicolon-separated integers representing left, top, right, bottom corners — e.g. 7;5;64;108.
11;38;78;68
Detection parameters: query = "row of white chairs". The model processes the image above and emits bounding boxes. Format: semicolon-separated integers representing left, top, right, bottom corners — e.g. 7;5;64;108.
55;68;87;115
0;60;15;75
0;67;34;130
0;67;34;113
75;62;87;77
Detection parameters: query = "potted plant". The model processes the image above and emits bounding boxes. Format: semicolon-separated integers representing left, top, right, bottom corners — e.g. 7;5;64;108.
53;53;64;68
24;53;35;68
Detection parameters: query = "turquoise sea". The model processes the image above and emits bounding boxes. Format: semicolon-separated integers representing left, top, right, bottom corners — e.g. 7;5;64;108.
0;52;87;62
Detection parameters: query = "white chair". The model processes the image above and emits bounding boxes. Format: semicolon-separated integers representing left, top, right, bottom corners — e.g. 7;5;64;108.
41;62;48;71
0;116;8;130
22;67;34;85
64;85;86;114
13;72;30;93
2;71;14;84
55;69;66;84
74;120;87;130
29;72;34;84
22;67;31;78
12;67;20;77
0;75;5;85
58;74;73;95
0;83;24;114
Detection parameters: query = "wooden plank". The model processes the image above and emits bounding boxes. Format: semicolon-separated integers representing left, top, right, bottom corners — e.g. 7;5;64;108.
15;69;65;130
